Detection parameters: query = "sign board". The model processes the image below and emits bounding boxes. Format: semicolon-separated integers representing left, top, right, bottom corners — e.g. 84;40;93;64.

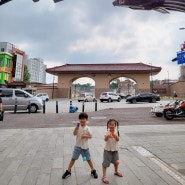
177;51;185;65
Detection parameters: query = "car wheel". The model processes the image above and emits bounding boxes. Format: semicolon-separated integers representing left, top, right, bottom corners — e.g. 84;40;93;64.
164;110;174;120
151;98;156;103
93;98;96;102
108;98;112;102
29;104;38;113
117;98;121;102
85;99;88;102
132;99;136;103
46;98;49;101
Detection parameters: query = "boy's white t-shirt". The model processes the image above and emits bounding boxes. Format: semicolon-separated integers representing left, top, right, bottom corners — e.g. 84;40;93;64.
104;131;119;151
75;125;92;149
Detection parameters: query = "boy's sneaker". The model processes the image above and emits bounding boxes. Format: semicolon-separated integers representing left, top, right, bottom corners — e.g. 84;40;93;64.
62;170;71;179
91;169;98;179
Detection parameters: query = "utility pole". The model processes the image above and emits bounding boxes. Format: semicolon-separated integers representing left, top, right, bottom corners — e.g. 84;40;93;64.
52;68;55;99
149;63;153;93
167;70;169;96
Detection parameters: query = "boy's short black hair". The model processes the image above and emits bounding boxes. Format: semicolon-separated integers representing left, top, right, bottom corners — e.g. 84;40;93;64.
79;112;88;119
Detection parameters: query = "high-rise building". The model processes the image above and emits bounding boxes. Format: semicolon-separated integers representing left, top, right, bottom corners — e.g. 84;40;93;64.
26;57;46;84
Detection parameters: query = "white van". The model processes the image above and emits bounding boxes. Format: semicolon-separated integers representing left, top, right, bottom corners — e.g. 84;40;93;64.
0;88;43;113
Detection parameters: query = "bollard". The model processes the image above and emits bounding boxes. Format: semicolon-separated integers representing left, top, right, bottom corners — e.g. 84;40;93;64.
56;101;58;113
14;98;17;114
28;101;31;114
82;101;85;112
43;100;45;114
95;99;97;111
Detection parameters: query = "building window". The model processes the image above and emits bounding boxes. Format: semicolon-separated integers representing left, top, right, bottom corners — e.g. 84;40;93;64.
0;58;2;67
6;58;11;68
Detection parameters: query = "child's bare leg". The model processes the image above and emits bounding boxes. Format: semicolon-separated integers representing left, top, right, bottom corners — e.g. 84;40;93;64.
67;159;75;171
102;166;107;177
114;163;118;173
114;163;123;177
87;160;94;170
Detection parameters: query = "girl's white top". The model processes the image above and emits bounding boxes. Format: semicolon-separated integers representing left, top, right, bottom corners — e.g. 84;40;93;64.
75;125;92;149
104;131;119;151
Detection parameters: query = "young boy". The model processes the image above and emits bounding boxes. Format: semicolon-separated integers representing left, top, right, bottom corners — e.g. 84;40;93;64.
62;112;98;179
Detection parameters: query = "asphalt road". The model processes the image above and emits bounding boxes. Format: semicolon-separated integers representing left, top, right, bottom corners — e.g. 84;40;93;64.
1;102;185;129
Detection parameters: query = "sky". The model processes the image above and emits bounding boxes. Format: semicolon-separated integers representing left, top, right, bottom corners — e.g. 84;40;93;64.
0;0;185;84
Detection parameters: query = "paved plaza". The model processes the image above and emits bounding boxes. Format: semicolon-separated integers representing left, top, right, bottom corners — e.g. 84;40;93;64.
0;125;185;185
0;100;185;185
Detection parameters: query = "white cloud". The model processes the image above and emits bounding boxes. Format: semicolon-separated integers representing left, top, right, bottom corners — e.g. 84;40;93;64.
1;0;185;83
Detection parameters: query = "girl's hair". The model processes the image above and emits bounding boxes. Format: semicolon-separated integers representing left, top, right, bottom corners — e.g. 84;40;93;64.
107;119;120;136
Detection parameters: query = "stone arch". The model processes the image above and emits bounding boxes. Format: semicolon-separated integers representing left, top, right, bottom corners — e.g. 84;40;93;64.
46;63;161;98
71;76;95;98
109;76;137;95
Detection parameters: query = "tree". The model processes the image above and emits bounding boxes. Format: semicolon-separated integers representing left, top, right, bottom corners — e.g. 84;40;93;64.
110;82;118;91
24;65;30;84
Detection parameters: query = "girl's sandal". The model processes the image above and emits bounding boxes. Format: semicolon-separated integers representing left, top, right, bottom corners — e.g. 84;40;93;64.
114;171;123;177
102;176;110;184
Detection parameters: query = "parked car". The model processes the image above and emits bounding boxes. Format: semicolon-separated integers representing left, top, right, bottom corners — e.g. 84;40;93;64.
99;92;121;102
117;93;126;99
0;88;43;113
78;93;96;102
35;93;49;101
126;93;160;103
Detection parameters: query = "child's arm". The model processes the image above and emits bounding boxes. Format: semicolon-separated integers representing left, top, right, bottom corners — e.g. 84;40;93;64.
113;133;119;141
104;132;119;141
81;133;92;139
73;126;79;135
104;133;112;141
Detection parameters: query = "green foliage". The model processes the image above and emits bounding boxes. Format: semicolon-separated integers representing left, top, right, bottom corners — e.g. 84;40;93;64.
73;83;94;92
110;82;118;90
23;65;30;84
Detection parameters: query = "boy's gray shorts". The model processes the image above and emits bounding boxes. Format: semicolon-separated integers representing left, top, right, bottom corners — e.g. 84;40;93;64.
72;146;91;160
102;150;119;167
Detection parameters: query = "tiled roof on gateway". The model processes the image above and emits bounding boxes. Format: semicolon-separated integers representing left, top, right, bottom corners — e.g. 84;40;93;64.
46;63;161;75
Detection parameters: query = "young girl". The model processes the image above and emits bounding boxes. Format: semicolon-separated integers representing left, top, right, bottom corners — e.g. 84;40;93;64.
102;119;123;184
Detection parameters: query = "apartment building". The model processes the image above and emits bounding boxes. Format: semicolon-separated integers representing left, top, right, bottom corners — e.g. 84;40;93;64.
26;57;46;84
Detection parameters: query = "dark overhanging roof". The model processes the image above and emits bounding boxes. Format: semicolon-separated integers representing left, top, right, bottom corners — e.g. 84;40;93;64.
46;63;162;75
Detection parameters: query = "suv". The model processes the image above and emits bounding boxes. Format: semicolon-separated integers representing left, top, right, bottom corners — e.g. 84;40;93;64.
35;93;49;101
78;93;96;102
0;88;43;113
126;93;160;103
99;92;121;102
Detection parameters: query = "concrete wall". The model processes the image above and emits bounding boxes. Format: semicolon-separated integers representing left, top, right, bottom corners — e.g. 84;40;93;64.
169;81;185;98
31;81;185;99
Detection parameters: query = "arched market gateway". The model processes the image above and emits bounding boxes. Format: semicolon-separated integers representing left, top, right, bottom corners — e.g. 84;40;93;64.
46;63;161;98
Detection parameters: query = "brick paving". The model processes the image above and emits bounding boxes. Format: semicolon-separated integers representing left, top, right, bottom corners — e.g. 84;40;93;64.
0;125;185;185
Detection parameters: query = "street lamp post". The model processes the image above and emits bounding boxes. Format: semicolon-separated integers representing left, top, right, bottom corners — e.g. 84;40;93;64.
149;63;153;93
167;70;169;96
52;68;55;99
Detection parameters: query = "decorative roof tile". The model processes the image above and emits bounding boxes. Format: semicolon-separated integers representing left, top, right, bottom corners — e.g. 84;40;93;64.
46;63;161;75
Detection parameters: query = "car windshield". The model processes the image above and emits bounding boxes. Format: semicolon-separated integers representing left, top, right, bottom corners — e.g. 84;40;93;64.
101;93;107;95
79;94;85;97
